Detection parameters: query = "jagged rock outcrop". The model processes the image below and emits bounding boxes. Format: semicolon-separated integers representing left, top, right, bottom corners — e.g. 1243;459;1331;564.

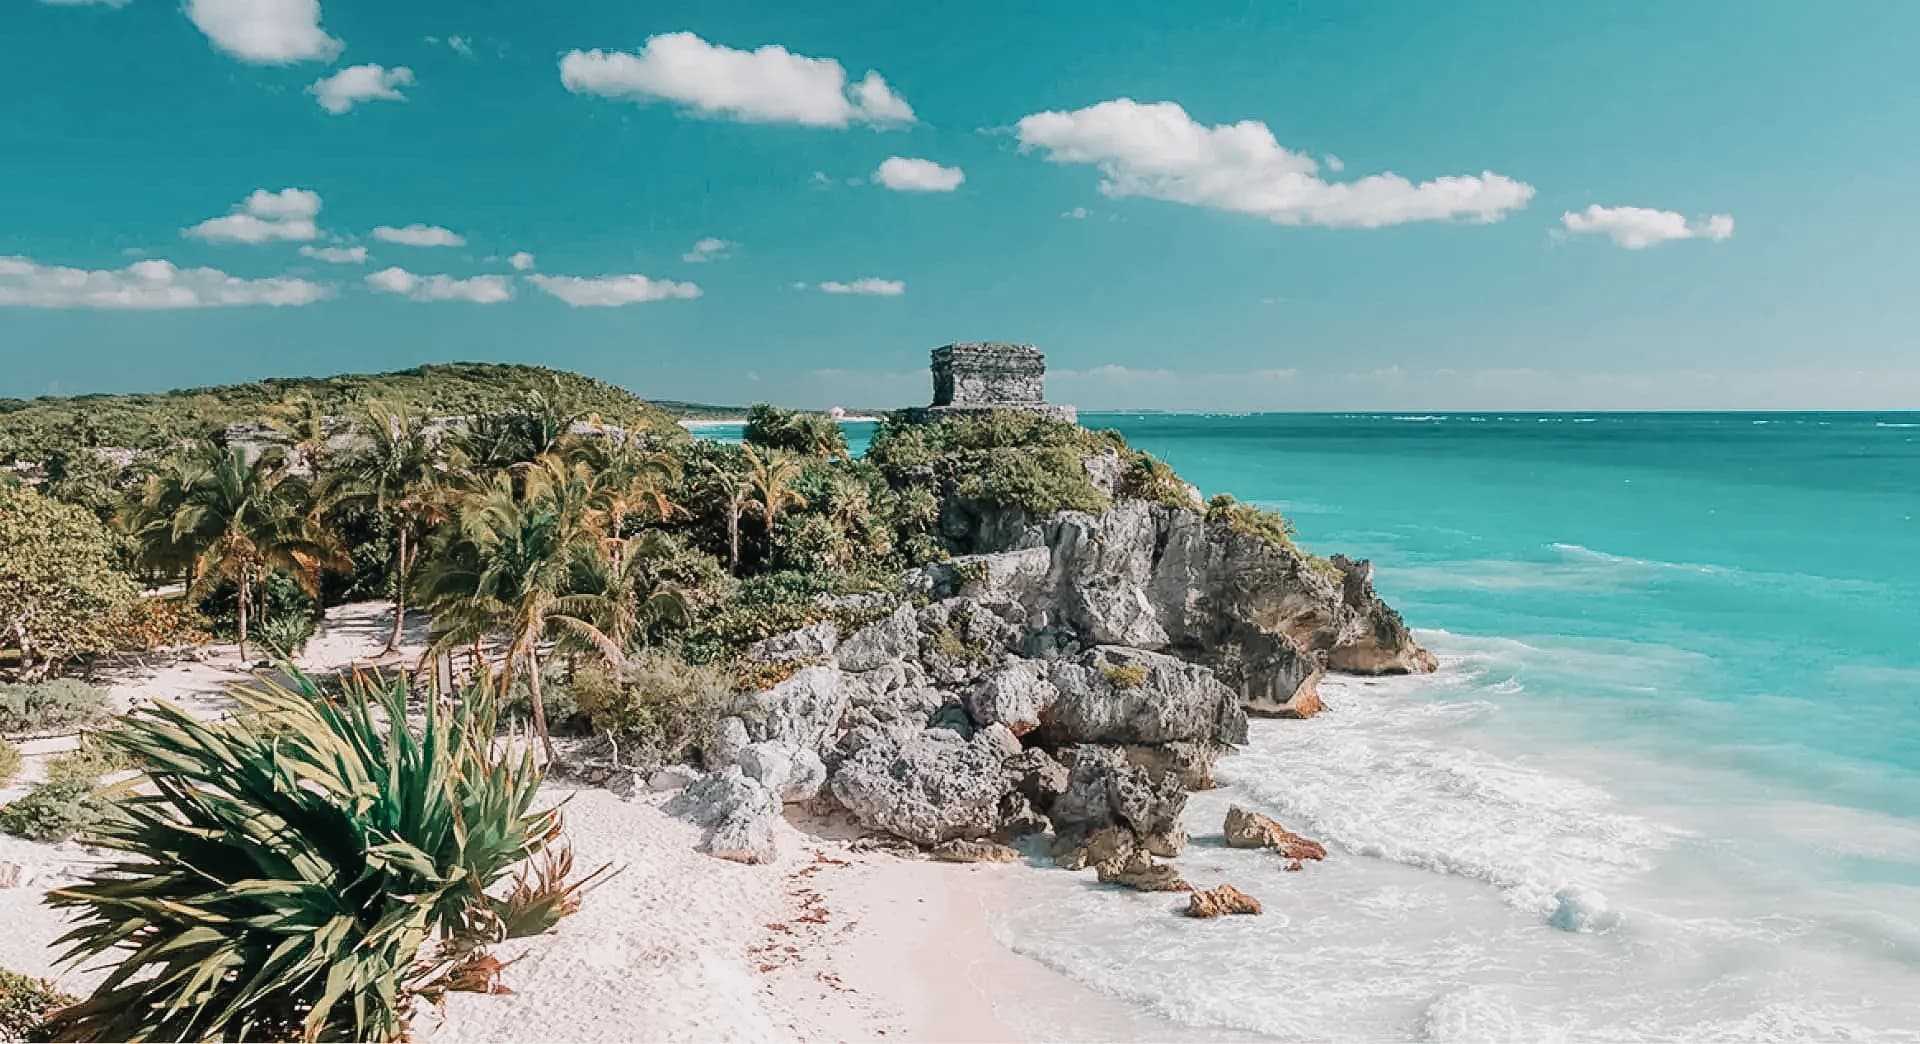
736;741;828;804
698;455;1430;866
1325;555;1439;675
829;725;1021;845
923;498;1433;719
1186;884;1262;918
746;620;839;663
737;666;856;752
1048;746;1189;866
964;660;1057;736
1223;805;1328;862
668;769;782;864
1038;646;1248;748
1096;850;1191;892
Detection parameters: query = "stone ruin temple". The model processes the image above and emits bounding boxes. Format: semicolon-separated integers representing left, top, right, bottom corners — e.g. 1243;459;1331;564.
910;342;1076;423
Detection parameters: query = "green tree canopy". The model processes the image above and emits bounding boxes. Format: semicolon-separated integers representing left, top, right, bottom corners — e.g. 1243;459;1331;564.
0;485;138;678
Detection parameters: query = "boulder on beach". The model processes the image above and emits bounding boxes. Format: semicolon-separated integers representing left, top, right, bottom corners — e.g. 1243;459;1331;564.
1223;805;1327;862
829;725;1017;845
1095;849;1191;892
667;769;783;865
1186;884;1262;918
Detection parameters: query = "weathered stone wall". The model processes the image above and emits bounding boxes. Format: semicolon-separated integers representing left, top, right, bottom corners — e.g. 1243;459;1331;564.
913;342;1076;422
932;343;1047;407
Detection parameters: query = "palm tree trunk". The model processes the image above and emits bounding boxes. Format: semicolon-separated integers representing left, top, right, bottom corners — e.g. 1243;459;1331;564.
11;620;31;679
525;646;557;763
727;505;741;574
386;525;408;653
238;568;251;664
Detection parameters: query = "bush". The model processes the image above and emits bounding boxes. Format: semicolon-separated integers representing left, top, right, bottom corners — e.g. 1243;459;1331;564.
106;595;211;653
743;403;848;459
258;612;317;658
1118;452;1195;509
42;732;137;788
953;447;1107;517
0;680;111;738
1098;662;1150;690
0;484;139;678
0;740;18;788
0;780;119;843
0;968;78;1041
43;673;585;1042
574;654;734;766
194;571;314;640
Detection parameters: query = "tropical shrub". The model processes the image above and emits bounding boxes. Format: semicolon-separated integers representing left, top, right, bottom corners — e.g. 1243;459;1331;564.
106;595;212;654
194;571;315;640
0;484;139;679
1118;452;1195;509
0;968;78;1041
1098;661;1151;690
743;403;848;459
0;779;120;843
44;673;583;1042
0;680;112;739
952;447;1107;517
42;732;137;788
574;653;734;765
259;611;318;658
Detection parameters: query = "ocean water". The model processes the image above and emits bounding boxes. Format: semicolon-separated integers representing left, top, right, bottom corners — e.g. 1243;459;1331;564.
693;411;1920;1039
978;412;1920;1042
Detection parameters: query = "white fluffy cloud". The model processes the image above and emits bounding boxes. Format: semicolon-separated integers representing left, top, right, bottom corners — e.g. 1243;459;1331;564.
309;64;415;115
0;256;331;309
526;274;701;307
184;188;322;244
1061;206;1089;220
681;237;735;263
1560;205;1736;249
185;0;342;65
813;278;905;296
299;244;366;264
508;251;536;271
1014;98;1533;228
365;267;511;303
372;224;465;248
873;157;964;193
559;32;913;128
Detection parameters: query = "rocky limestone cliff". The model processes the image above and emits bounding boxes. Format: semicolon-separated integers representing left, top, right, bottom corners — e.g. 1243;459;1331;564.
924;497;1435;716
674;437;1430;873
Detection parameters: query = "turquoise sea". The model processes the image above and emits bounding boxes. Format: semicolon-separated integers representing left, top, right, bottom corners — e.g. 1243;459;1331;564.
702;412;1920;1040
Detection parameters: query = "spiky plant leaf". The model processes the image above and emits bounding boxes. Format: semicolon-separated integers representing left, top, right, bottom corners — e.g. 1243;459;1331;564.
44;672;559;1043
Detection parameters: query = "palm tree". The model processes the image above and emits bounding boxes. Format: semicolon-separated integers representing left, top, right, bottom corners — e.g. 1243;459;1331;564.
119;448;218;589
264;393;333;472
136;445;339;662
743;446;808;542
577;530;691;652
567;436;682;556
323;404;447;653
702;459;753;575
418;461;621;761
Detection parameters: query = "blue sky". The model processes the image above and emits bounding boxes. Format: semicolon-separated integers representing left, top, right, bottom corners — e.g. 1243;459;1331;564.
2;0;1916;410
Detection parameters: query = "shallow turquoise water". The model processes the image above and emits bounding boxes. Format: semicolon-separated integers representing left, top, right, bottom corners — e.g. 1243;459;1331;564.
990;411;1920;1041
696;412;1920;1038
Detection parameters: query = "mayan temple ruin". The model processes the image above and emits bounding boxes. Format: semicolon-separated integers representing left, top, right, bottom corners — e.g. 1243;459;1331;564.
910;342;1077;422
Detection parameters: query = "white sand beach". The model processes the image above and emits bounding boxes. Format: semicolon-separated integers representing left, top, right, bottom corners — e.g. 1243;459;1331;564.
0;602;1140;1043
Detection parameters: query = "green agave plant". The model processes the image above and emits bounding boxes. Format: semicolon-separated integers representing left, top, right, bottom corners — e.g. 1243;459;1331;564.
44;672;569;1043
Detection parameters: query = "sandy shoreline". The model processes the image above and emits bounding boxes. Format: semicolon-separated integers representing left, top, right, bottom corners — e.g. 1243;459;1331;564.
0;601;1150;1043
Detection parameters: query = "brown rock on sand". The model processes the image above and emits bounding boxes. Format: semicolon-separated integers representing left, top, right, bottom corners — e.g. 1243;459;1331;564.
1223;806;1327;862
1186;884;1262;918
